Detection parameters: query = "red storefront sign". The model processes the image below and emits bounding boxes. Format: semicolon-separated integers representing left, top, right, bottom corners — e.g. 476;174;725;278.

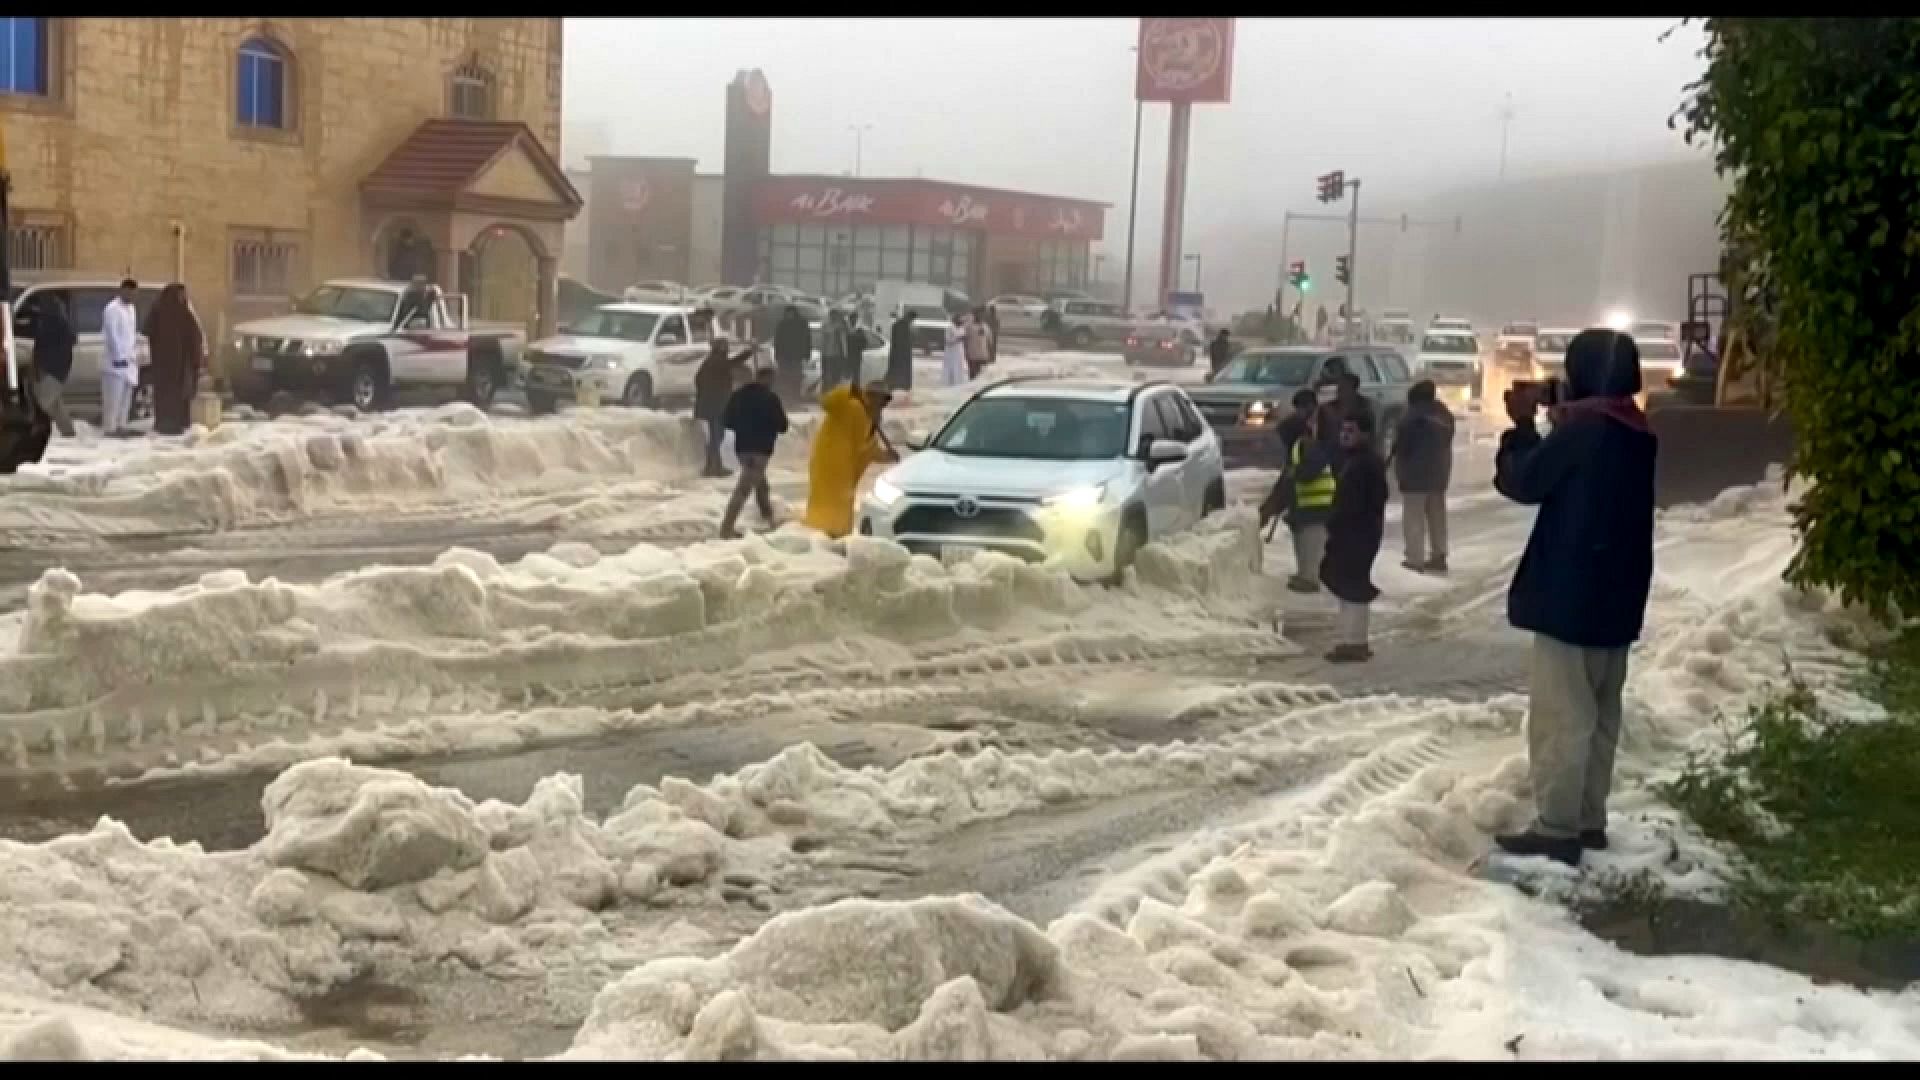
1135;17;1235;104
752;176;1105;241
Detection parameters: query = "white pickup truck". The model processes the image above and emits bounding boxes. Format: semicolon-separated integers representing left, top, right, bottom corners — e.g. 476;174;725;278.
232;278;524;411
522;301;776;413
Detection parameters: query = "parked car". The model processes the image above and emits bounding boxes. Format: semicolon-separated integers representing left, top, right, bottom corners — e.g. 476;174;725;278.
232;278;522;411
1636;336;1685;386
1044;298;1133;350
987;294;1049;336
1187;345;1412;467
8;278;160;421
521;302;754;413
859;377;1227;582
623;280;690;305
1122;320;1203;368
801;321;890;396
696;284;795;319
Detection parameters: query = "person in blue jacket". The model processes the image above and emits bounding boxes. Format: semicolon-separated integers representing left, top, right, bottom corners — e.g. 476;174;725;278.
1492;328;1658;867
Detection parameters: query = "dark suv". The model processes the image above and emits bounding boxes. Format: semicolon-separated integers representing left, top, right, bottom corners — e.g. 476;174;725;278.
1186;345;1414;466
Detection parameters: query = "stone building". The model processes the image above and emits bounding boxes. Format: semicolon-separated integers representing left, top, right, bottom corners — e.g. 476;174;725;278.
1;16;577;355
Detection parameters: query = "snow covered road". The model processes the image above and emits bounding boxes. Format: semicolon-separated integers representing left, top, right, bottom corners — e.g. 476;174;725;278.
3;361;1914;1061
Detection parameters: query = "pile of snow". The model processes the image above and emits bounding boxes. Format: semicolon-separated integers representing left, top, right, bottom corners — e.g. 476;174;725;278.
0;511;1274;778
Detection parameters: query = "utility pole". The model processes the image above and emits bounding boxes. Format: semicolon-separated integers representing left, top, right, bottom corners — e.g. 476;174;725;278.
1123;97;1143;314
1;119;15;395
1346;177;1361;340
1276;210;1293;303
1498;92;1515;182
848;124;873;178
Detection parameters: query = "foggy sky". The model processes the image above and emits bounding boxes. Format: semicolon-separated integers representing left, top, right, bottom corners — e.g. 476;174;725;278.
562;17;1710;311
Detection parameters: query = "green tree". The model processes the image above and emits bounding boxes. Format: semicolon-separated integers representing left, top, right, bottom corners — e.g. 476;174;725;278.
1678;18;1920;615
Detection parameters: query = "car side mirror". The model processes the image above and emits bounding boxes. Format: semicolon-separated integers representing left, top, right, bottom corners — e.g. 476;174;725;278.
658;333;681;346
1145;439;1189;469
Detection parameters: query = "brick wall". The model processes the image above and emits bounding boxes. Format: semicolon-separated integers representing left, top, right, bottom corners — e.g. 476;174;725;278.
1;17;563;344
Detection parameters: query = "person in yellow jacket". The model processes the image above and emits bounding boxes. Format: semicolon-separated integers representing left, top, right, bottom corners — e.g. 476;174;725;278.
803;380;898;538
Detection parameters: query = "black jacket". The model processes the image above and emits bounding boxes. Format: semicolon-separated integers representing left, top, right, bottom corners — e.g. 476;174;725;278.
1209;335;1232;373
33;303;77;383
888;315;914;387
1495;332;1657;649
773;315;811;370
1315;394;1375;461
1392;401;1456;494
722;381;790;456
695;346;751;419
1321;444;1388;604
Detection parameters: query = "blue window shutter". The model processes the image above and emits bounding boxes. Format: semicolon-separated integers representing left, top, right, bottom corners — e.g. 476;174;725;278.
264;53;283;127
2;17;48;96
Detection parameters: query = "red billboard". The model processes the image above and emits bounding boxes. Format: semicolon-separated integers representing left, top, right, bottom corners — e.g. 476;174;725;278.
1135;18;1235;104
752;177;1105;241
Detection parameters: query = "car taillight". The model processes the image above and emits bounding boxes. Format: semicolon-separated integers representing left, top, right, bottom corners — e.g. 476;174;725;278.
1159;340;1174;349
1125;337;1138;347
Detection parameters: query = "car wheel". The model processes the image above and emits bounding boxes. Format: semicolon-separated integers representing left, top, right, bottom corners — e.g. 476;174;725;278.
1107;512;1148;587
527;390;558;415
1071;327;1094;349
350;357;389;412
621;373;655;408
465;353;500;410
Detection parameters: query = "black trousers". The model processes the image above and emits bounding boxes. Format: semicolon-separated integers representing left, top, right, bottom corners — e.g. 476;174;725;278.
703;415;727;472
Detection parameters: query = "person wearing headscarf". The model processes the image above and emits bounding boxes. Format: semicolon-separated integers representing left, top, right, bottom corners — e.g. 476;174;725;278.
888;308;915;394
1492;328;1657;867
773;305;811;406
964;306;992;380
802;380;897;538
942;312;970;387
694;335;752;477
142;282;206;436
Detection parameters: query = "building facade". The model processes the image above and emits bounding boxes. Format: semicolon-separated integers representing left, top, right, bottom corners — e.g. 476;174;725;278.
1;16;576;357
750;176;1104;301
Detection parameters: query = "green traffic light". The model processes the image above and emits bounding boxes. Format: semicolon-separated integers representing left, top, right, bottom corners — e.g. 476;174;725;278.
1300;278;1313;293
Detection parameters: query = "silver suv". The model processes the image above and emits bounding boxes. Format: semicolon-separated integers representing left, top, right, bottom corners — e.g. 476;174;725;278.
1045;299;1134;350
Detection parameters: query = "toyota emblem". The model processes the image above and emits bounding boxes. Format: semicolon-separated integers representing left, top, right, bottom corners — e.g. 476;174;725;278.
953;496;980;519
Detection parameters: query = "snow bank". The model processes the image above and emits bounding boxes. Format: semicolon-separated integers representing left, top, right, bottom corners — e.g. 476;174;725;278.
0;509;1272;783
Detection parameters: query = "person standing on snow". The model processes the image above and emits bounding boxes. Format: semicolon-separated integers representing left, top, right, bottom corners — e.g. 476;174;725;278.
1315;370;1373;464
1492;328;1656;868
1209;328;1233;377
773;305;811;406
29;292;77;439
100;278;142;437
802;380;898;537
1259;388;1336;594
821;309;852;392
143;283;205;437
941;312;970;387
1320;412;1388;663
983;303;1001;369
719;364;789;539
695;336;752;478
888;308;914;395
964;306;992;380
1390;379;1456;575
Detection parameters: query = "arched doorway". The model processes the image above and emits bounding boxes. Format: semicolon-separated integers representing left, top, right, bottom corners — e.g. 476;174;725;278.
376;218;440;284
460;224;541;329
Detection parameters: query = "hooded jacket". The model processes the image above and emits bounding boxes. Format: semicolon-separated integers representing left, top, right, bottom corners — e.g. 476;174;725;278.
1495;328;1657;649
1392;395;1456;494
774;311;811;369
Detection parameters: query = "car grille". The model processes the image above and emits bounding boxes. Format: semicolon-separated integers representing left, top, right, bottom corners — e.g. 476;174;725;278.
1192;401;1245;428
252;337;286;355
529;350;585;371
894;504;1044;544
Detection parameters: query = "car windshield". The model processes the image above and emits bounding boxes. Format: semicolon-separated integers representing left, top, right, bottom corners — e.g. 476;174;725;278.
572;309;660;342
933;397;1131;460
1376;323;1416;345
1215;352;1321;385
1536;333;1576;353
296;286;401;323
1422;335;1478;354
907;305;947;321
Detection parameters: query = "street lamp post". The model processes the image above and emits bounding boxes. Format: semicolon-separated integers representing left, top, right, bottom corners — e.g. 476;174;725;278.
1122;46;1143;316
848;124;873;178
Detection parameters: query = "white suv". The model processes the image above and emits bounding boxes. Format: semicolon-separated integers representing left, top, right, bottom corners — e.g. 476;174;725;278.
522;302;733;413
858;378;1227;582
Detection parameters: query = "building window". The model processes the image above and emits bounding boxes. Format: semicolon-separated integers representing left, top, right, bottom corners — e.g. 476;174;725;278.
231;229;300;300
0;17;48;97
5;220;66;273
236;37;290;130
449;59;494;121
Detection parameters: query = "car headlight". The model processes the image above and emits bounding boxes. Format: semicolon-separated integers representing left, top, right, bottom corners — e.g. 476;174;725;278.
1244;400;1273;424
302;340;343;357
591;355;622;371
233;335;248;353
1043;483;1106;510
870;476;905;507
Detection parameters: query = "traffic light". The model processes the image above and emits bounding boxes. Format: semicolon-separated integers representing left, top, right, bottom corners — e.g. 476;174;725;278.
1288;259;1311;292
1335;254;1351;286
1316;170;1345;203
